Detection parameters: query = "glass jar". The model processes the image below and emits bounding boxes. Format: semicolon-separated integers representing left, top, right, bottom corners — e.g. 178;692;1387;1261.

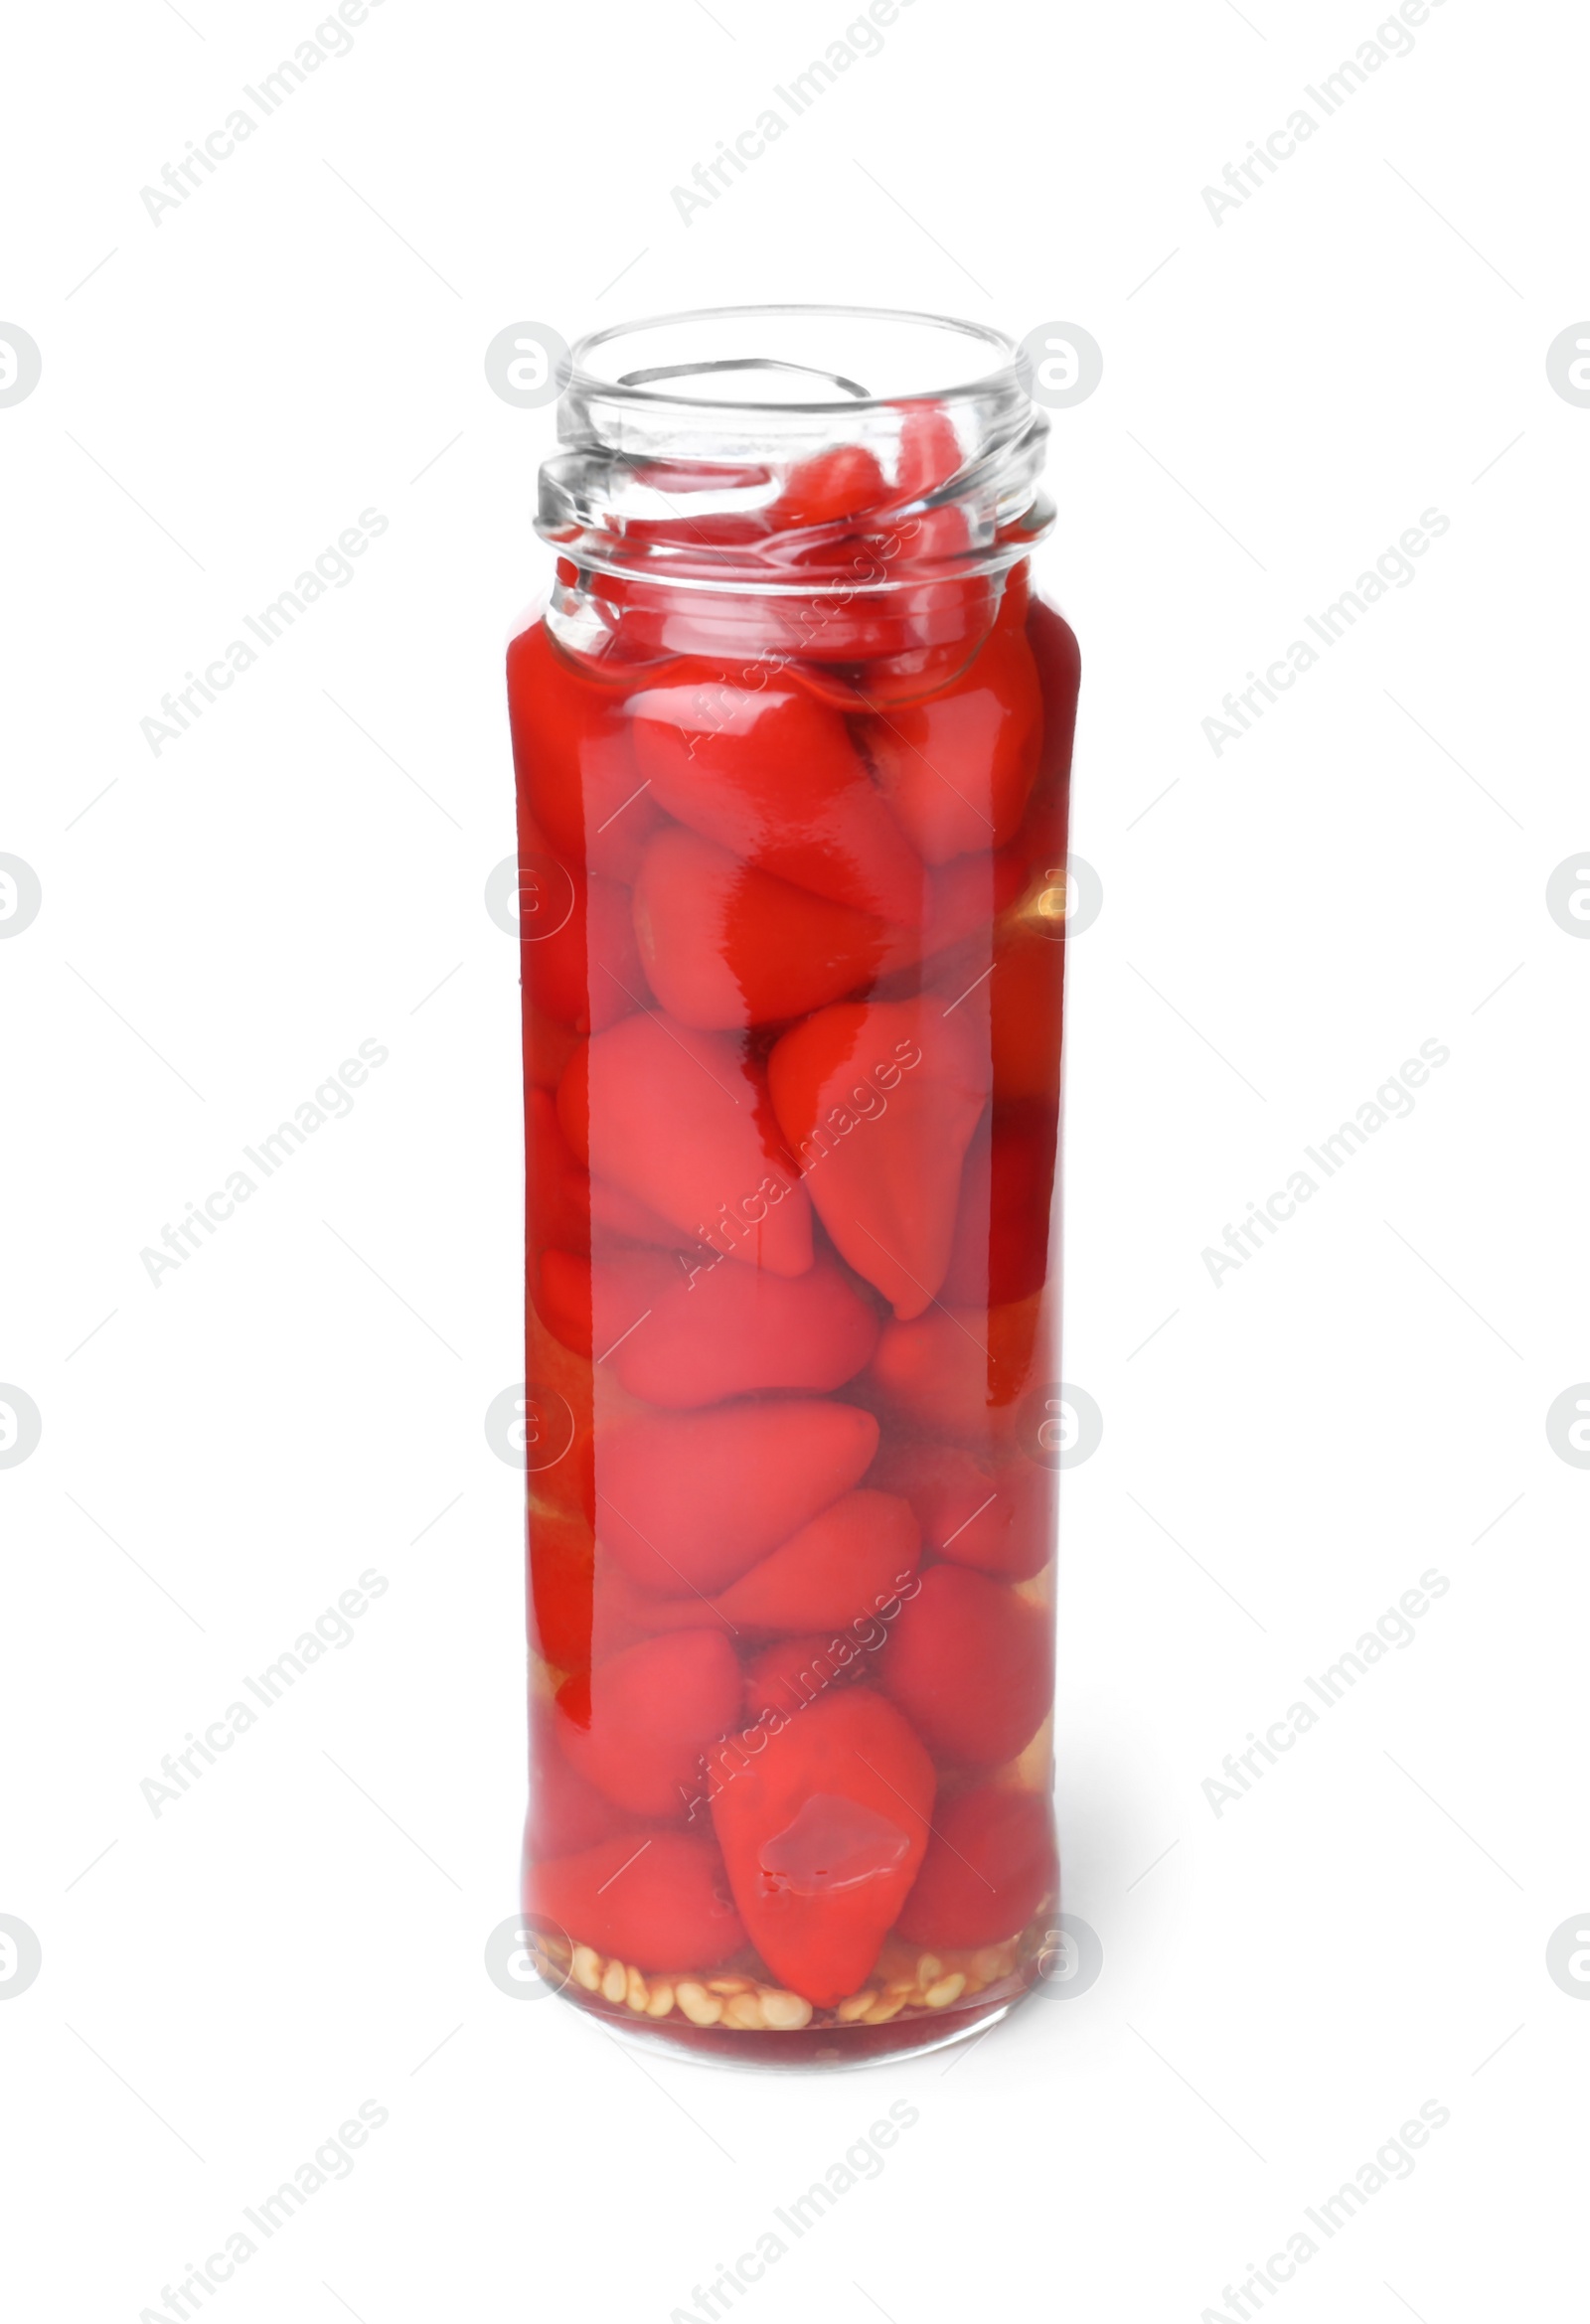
507;306;1079;2063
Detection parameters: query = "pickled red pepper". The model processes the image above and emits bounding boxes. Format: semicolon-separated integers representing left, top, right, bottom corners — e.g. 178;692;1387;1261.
509;311;1079;2060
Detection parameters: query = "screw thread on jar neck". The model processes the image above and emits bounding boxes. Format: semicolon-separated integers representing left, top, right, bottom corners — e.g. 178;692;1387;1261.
536;303;1052;600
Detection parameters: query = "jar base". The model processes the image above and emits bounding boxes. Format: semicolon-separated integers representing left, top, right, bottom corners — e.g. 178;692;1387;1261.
551;1977;1028;2070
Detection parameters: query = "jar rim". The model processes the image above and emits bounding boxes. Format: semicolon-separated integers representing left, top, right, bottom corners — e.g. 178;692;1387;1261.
568;303;1024;417
542;304;1048;599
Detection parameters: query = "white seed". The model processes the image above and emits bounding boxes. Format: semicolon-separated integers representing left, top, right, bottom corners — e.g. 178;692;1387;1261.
972;1942;1018;1982
625;1965;650;2013
916;1953;944;1987
862;1993;907;2025
600;1957;627;2004
676;1981;724;2027
759;1990;813;2031
836;1991;877;2023
645;1981;676;2019
923;1972;967;2009
707;1975;754;1995
724;1991;766;2030
571;1944;603;1992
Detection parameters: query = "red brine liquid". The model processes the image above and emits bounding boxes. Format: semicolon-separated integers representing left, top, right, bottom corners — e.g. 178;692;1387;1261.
509;398;1079;2061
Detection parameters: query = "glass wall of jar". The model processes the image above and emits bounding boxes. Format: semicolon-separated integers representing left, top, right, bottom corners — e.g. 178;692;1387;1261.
508;308;1080;2062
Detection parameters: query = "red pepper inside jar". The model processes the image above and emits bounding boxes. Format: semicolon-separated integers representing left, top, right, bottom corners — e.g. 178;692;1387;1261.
507;306;1079;2063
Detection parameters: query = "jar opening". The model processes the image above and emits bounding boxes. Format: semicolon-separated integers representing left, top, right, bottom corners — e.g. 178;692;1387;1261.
572;305;1021;412
538;304;1050;599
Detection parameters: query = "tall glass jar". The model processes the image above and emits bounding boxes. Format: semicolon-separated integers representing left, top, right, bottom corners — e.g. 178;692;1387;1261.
507;307;1079;2063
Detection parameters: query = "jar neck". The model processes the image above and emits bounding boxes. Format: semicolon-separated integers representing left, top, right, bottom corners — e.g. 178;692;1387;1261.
543;553;1039;706
536;415;1051;599
536;305;1051;599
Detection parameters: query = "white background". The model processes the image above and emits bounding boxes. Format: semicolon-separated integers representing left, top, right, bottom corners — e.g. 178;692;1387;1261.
3;0;1586;2317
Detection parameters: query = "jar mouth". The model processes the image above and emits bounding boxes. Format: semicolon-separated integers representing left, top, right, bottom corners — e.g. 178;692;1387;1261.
541;305;1049;598
569;304;1024;416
